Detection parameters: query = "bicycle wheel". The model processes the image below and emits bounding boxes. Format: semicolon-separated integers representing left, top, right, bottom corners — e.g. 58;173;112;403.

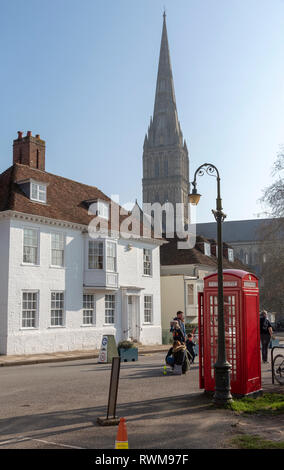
273;354;284;385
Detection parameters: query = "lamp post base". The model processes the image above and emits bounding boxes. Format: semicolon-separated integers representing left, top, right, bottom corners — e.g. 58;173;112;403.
213;361;232;406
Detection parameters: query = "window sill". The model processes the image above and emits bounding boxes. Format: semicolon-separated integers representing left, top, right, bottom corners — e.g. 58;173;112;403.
48;325;65;329
20;327;38;331
21;263;40;267
49;265;65;269
142;274;153;278
142;323;154;326
87;268;104;271
30;199;47;205
81;324;96;328
103;324;115;327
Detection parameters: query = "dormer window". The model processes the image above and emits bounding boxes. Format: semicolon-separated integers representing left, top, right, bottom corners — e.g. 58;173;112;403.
84;199;109;220
204;242;211;257
228;248;234;262
97;201;109;220
30;182;47;203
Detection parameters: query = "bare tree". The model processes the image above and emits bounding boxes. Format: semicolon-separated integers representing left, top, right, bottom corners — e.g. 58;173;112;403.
258;149;284;321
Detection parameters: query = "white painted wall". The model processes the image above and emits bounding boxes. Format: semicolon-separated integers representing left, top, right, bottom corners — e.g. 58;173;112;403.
0;219;10;354
2;215;162;355
118;239;162;345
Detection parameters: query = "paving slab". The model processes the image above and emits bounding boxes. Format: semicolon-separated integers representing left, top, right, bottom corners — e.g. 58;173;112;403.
0;345;170;367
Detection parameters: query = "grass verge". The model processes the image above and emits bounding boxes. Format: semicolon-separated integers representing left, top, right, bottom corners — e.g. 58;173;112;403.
228;393;284;414
231;434;284;449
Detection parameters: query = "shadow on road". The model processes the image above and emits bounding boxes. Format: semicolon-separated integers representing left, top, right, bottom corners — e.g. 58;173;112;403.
0;392;213;446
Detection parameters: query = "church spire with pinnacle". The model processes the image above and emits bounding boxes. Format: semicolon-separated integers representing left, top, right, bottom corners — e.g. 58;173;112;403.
146;12;183;148
142;13;190;225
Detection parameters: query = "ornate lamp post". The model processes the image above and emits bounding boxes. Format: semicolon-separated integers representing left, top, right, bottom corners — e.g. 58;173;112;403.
189;163;232;406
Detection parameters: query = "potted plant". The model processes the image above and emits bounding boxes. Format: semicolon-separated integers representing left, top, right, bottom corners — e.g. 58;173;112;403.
117;340;138;362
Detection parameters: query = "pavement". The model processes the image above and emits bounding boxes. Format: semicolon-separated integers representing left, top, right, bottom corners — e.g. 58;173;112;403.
0;332;283;368
0;344;170;367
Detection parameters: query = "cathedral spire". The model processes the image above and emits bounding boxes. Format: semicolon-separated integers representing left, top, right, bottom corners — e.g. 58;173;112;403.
146;13;182;148
142;14;189;225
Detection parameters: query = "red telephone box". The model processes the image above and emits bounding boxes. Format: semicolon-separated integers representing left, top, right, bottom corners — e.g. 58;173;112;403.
198;269;262;396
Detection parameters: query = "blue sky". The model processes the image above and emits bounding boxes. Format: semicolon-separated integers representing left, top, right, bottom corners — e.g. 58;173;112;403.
0;0;283;223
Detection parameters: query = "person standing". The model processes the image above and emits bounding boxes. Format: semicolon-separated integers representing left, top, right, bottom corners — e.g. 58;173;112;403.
260;310;273;363
170;311;186;343
186;333;196;363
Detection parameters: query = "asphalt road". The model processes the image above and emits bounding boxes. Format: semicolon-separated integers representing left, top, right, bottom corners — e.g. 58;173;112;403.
0;352;203;449
0;352;277;450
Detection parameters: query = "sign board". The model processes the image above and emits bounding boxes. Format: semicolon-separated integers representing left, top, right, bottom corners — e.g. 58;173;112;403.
208;281;238;287
98;334;119;364
98;335;108;363
244;281;257;288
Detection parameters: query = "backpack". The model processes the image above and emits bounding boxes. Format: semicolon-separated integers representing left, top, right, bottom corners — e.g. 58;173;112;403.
172;328;182;341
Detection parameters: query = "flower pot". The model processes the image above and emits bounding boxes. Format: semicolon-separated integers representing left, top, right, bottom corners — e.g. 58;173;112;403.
118;347;138;362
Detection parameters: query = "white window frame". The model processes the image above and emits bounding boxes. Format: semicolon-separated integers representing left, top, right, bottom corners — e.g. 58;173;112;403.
88;240;104;270
30;181;47;203
143;248;152;276
23;228;39;265
204;243;211;257
50;291;65;327
228;248;234;262
83;294;96;326
187;284;194;306
106;241;117;272
51;232;65;267
21;291;39;329
105;294;115;325
97;201;109;220
144;295;153;324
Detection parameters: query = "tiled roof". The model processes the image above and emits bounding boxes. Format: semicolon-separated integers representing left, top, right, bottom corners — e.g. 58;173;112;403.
0;164;155;239
160;235;248;270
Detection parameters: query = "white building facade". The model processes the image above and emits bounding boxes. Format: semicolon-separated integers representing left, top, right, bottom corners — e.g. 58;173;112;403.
0;131;162;355
0;211;162;355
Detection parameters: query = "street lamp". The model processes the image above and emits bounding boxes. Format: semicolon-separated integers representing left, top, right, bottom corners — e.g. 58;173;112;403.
189;163;232;406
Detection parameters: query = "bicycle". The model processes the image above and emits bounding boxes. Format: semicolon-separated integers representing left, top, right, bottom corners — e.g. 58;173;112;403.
271;346;284;385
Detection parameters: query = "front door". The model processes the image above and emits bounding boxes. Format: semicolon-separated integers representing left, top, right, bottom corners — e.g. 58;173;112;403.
127;296;140;342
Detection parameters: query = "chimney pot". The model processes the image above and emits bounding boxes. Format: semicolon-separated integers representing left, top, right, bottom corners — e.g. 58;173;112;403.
35;134;40;139
27;131;32;137
17;131;23;139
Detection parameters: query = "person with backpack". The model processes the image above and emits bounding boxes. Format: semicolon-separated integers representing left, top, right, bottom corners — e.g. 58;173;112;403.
186;333;196;364
170;320;184;343
170;311;186;343
165;340;191;375
260;310;273;363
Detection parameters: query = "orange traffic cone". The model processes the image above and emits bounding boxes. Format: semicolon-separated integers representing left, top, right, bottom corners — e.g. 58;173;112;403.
115;418;129;449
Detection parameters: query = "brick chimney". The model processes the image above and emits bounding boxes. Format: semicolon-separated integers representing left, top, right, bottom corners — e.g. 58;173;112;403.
13;131;46;170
